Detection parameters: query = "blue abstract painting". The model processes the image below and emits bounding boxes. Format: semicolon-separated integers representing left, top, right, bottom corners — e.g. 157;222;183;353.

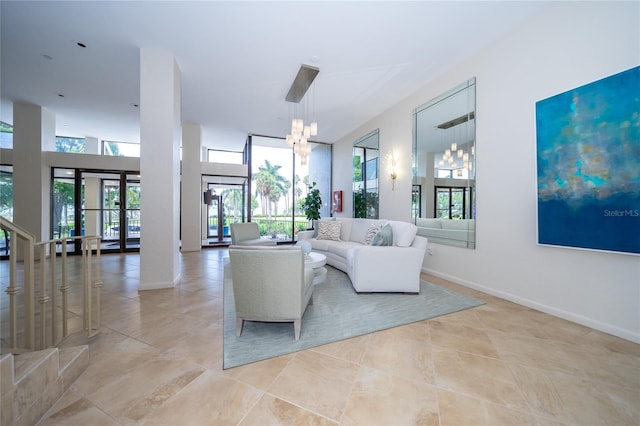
536;66;640;255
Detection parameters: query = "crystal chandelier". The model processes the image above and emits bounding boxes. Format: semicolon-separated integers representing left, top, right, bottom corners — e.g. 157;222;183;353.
285;64;319;165
437;112;475;174
286;116;317;165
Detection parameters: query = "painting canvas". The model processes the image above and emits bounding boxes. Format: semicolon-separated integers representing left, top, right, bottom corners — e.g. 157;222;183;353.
536;66;640;255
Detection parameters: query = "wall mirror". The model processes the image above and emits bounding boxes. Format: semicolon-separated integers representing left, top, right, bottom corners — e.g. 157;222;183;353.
413;78;476;248
353;129;379;218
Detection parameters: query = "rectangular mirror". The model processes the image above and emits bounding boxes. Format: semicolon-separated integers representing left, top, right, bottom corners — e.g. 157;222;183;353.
413;78;476;248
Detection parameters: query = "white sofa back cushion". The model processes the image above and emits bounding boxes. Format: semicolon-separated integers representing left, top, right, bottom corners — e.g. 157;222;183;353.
389;220;418;247
336;218;353;241
349;219;386;243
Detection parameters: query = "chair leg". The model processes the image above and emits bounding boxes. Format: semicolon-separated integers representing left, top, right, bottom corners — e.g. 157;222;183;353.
293;319;301;341
236;318;244;337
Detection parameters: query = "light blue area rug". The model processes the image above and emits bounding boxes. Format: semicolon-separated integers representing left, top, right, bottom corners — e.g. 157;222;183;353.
223;263;484;369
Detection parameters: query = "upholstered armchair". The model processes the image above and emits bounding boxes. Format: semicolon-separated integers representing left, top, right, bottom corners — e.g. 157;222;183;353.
228;245;314;340
230;222;277;246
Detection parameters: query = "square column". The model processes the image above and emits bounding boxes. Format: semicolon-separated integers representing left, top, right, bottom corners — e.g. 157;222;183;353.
180;122;202;252
139;48;182;290
13;102;55;240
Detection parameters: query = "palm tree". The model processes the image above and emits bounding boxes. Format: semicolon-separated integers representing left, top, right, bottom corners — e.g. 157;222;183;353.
254;171;275;216
253;160;288;218
223;188;243;221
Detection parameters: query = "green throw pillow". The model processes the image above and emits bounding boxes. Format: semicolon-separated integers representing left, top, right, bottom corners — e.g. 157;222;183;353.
370;224;393;246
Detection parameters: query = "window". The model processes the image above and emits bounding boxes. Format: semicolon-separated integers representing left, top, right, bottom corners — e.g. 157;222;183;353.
0;165;13;221
56;136;85;153
353;130;379;219
250;135;331;241
0;122;12;149
207;149;244;164
103;140;140;157
51;169;76;239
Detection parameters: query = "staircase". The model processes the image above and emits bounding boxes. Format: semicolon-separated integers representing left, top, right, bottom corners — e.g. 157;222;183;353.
1;346;89;425
0;216;102;425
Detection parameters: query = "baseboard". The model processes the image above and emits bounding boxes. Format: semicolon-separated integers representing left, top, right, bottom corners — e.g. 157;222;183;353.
423;267;640;344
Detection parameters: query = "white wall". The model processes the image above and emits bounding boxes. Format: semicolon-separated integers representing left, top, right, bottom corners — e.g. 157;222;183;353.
333;1;640;342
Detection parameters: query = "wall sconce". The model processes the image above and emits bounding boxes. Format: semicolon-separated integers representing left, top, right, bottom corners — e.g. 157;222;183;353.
386;151;398;190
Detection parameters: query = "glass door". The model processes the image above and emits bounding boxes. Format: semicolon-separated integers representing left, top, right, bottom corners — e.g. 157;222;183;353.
204;181;247;244
207;189;222;241
435;187;469;219
124;175;140;250
75;170;140;253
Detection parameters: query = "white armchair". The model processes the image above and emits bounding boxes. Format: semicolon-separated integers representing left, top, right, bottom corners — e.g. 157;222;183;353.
230;222;277;246
228;245;314;340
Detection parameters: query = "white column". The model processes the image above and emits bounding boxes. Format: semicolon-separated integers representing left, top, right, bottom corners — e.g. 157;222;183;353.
180;122;202;252
139;48;181;290
13;102;55;241
84;136;101;237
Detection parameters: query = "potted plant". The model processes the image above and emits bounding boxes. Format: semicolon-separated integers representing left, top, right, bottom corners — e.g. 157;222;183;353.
301;182;322;229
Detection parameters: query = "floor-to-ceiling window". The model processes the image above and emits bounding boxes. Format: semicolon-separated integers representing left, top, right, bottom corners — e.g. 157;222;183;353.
250;135;331;242
353;130;379;219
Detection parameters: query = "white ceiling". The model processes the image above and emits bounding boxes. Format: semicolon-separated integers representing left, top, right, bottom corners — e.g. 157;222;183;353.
0;1;550;152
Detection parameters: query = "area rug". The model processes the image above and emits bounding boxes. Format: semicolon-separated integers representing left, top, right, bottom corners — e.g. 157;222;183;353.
223;263;484;369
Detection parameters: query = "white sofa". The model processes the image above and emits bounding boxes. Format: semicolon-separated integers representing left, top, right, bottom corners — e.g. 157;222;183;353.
297;218;428;293
415;218;475;248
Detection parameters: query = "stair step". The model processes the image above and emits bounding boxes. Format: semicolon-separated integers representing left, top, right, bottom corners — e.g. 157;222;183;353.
58;346;89;391
13;348;57;385
0;345;89;425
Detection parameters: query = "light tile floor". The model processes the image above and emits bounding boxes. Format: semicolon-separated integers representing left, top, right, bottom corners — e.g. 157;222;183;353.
34;248;639;425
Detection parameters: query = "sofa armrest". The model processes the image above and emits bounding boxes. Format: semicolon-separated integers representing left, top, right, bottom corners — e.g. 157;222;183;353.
297;230;314;241
347;245;426;293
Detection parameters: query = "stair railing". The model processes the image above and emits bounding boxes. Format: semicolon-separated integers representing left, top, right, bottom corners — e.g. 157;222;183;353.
0;216;102;353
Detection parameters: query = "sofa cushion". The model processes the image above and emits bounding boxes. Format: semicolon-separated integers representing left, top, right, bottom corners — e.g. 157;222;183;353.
388;221;418;247
317;220;341;241
327;240;361;258
350;219;385;243
371;223;393;246
308;238;331;251
363;224;382;245
336;218;353;241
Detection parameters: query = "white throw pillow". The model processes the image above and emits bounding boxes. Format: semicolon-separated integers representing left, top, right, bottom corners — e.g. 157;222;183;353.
317;220;341;241
389;221;418;247
363;224;382;245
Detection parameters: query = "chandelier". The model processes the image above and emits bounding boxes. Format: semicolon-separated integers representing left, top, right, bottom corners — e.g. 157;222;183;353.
437;112;475;176
285;64;319;165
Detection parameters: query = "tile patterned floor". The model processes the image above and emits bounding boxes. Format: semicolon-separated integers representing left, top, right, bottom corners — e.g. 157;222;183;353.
33;248;639;425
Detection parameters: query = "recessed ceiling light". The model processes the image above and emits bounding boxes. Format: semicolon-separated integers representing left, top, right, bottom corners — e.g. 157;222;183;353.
77;42;87;48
